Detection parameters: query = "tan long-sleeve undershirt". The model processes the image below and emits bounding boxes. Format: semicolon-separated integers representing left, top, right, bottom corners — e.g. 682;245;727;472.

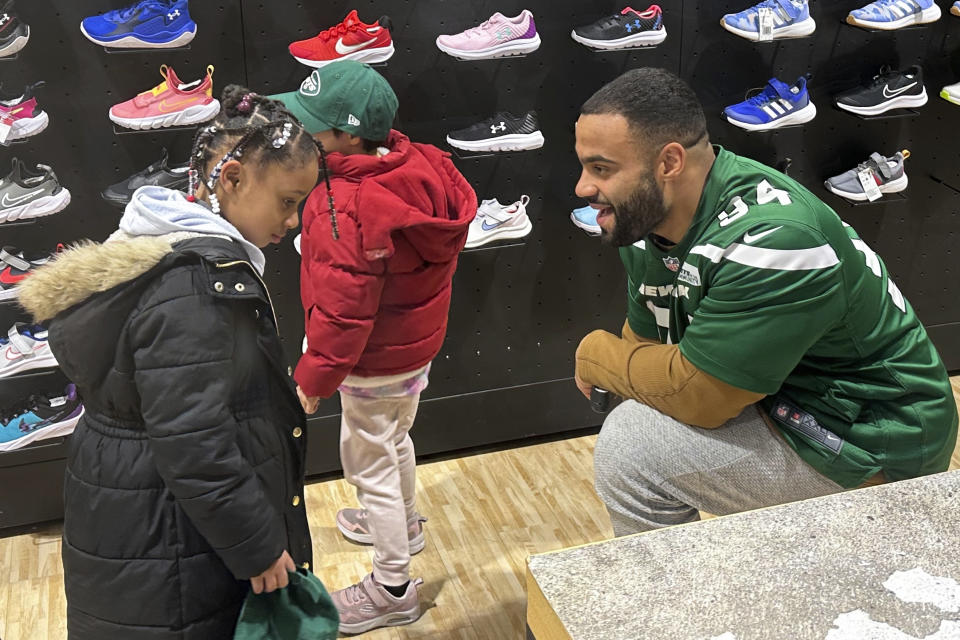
575;320;764;428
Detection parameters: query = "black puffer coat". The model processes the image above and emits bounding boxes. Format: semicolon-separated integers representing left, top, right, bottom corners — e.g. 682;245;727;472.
18;235;312;640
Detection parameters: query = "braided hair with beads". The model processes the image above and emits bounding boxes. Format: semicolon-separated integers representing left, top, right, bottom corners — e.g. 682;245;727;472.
186;84;341;239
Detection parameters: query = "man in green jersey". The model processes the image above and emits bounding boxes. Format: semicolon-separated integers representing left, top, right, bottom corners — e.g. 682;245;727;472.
573;68;957;537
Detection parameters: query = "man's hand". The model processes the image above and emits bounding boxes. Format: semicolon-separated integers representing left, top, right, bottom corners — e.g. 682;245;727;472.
250;550;295;594
297;386;320;414
575;371;592;400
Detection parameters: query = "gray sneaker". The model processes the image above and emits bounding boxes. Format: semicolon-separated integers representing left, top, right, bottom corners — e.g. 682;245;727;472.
336;508;427;554
824;150;909;201
332;573;424;635
0;158;70;223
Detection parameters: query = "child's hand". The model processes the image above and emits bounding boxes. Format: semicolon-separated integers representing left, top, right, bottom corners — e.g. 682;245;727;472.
250;550;295;594
297;386;320;414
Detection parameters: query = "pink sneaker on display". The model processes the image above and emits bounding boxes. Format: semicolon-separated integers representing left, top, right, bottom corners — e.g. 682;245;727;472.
436;10;541;60
0;82;48;142
109;64;220;130
332;573;424;634
336;507;428;554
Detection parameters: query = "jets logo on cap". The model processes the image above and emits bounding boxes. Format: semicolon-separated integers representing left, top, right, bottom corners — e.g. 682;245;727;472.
300;71;322;97
347;114;361;127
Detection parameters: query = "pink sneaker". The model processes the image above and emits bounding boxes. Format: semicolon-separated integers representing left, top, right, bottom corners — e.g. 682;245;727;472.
336;508;427;554
332;573;424;634
0;82;48;142
109;64;220;130
436;10;540;60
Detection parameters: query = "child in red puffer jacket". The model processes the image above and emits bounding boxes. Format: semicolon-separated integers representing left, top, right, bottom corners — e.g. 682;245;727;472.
273;61;476;634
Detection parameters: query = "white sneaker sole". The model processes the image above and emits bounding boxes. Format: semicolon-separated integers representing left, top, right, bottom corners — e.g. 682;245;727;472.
436;33;541;59
836;89;928;116
0;407;83;452
726;100;817;131
0;350;58;378
721;16;816;41
110;100;221;130
942;88;960;105
447;131;544;152
464;214;533;248
337;520;426;554
570;212;601;235
571;27;666;49
826;173;908;201
846;4;941;29
294;42;395;68
0;28;29;58
338;604;422;635
80;23;197;48
7;110;49;141
0;188;71;222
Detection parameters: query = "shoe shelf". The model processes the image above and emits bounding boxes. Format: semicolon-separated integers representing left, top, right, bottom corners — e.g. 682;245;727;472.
103;44;191;55
0;368;60;382
0;219;40;229
752;35;816;45
446;53;534;61
832;191;909;206
843;22;931;34
930;174;960;196
449;148;543;160
113;122;203;136
461;238;529;253
0;54;19;63
839;108;923;121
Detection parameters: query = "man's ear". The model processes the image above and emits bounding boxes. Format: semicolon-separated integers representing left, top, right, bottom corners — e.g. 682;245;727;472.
218;159;243;193
658;142;687;181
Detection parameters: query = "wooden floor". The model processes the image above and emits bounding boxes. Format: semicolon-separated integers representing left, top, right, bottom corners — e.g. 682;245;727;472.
2;380;959;640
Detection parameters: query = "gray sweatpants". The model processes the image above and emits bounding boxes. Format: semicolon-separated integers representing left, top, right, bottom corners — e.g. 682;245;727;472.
593;400;844;537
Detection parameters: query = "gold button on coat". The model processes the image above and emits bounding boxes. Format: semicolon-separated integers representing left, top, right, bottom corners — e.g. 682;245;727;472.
292;495;301;507
293;427;303;438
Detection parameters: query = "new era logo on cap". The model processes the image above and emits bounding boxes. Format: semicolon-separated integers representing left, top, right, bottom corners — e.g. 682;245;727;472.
347;114;361;126
300;71;322;97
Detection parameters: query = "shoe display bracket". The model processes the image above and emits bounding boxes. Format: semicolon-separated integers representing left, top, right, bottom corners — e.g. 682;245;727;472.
930;174;960;196
113;123;201;136
843;22;931;34
0;368;60;382
0;54;19;62
103;44;192;55
461;239;529;254
844;191;909;206
0;219;40;229
853;108;923;121
449;148;543;160
586;44;663;53
753;34;816;45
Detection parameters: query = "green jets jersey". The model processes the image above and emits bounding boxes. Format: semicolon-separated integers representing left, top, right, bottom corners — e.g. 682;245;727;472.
619;147;957;487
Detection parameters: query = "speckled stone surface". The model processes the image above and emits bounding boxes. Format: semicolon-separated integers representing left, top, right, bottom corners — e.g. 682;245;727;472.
528;470;960;640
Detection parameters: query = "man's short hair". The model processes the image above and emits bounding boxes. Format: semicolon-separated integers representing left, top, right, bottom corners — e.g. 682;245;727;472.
581;68;708;151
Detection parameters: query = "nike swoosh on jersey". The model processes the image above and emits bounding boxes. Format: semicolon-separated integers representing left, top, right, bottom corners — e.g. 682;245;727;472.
335;37;375;55
742;226;783;244
882;82;917;99
1;189;43;207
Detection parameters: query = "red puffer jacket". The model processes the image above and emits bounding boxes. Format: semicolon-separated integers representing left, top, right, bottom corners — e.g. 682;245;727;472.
295;130;477;398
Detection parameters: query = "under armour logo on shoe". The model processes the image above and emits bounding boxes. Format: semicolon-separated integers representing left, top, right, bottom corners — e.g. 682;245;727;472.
490;122;506;133
347;114;361;127
625;19;642;32
167;9;180;20
495;26;512;41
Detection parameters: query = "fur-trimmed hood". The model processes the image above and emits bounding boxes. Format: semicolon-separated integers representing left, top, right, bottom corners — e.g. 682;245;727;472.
18;236;180;323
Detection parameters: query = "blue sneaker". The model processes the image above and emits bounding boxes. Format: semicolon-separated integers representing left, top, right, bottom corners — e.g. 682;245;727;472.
951;0;960;16
724;77;817;131
0;384;83;452
570;205;600;236
846;0;941;30
721;0;816;41
81;0;197;49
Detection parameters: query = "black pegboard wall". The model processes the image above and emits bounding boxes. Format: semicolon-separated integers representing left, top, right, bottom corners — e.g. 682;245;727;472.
0;0;958;501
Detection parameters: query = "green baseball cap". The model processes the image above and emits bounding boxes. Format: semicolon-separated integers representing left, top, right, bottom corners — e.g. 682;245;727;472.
270;60;398;141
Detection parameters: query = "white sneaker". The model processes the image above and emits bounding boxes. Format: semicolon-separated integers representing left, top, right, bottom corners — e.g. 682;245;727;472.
465;195;532;248
0;323;57;378
942;81;960;106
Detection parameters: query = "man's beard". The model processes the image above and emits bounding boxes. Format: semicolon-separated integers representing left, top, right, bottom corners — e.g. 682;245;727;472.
598;173;669;247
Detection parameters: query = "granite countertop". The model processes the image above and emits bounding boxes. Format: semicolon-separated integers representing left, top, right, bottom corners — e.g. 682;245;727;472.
528;470;960;640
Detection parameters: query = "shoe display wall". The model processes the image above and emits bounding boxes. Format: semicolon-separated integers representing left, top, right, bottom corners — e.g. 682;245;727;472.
0;0;959;536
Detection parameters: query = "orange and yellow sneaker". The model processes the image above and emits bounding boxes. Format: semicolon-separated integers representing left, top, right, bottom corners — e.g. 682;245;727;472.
109;64;220;130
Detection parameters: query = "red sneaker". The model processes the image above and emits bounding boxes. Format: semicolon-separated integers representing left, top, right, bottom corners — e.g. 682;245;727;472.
289;10;395;68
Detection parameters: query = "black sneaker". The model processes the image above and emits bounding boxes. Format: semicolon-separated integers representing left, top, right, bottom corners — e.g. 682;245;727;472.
446;111;544;153
101;148;190;208
572;5;667;50
835;65;928;116
0;0;29;58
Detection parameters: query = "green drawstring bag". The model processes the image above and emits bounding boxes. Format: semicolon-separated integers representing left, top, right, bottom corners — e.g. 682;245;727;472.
233;568;339;640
